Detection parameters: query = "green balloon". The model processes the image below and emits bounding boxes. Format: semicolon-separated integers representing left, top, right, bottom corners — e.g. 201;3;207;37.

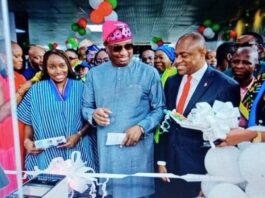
107;0;117;9
78;28;86;36
68;37;75;44
48;43;53;50
203;19;212;27
71;23;79;32
211;23;221;32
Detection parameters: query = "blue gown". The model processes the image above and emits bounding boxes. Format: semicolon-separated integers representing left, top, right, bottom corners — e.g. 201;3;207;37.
17;79;96;171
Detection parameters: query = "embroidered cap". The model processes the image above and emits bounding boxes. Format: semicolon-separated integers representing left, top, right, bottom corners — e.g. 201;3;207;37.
102;20;132;45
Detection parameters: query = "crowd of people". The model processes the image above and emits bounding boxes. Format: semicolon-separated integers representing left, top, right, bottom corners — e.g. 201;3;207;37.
0;19;265;198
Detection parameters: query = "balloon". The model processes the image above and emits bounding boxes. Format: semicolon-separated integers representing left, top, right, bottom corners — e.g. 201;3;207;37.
223;33;230;41
98;1;113;16
48;43;53;50
230;30;237;39
203;19;212;27
78;28;86;36
78;17;88;28
71;23;79;32
89;0;103;9
208;183;247;198
150;42;158;50
203;27;215;39
211;23;221;32
90;10;104;24
104;10;118;21
53;42;58;49
239;143;265;183
205;147;244;182
106;0;117;9
198;25;206;34
66;43;72;49
68;37;74;44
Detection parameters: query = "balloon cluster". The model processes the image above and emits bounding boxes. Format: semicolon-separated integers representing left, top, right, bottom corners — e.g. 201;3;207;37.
89;0;118;24
150;36;164;50
71;18;88;36
202;143;265;198
48;42;58;50
222;28;237;41
198;19;221;39
65;37;79;49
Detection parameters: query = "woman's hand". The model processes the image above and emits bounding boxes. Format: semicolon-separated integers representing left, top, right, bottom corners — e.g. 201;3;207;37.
219;128;257;147
24;138;43;155
58;134;81;148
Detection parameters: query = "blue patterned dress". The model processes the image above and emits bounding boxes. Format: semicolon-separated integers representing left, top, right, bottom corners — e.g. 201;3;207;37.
17;79;96;171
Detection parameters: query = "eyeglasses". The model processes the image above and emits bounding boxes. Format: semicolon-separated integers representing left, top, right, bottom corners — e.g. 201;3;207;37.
231;59;252;66
95;58;109;65
109;43;134;52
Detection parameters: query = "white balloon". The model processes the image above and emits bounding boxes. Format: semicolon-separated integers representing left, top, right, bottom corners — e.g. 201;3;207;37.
239;143;265;183
208;183;247;198
204;147;244;182
245;182;265;198
89;0;103;9
150;42;158;50
104;11;118;21
201;180;219;196
203;27;215;39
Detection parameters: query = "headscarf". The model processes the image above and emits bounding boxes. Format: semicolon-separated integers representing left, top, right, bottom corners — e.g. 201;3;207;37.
156;45;175;63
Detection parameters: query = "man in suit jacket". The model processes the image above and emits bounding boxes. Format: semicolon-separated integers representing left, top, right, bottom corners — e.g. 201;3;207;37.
157;32;240;198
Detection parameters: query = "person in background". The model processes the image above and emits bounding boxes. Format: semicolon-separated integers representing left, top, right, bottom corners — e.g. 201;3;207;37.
86;44;99;67
75;61;90;81
157;32;240;198
237;31;265;77
216;42;237;74
141;49;155;66
78;39;93;60
22;45;45;80
154;45;177;87
82;20;164;198
205;49;217;67
65;48;79;67
94;48;109;66
230;47;260;128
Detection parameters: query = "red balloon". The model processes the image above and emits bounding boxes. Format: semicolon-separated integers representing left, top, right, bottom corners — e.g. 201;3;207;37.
78;17;88;28
90;10;104;24
98;2;113;16
198;26;206;34
53;42;58;49
230;30;237;39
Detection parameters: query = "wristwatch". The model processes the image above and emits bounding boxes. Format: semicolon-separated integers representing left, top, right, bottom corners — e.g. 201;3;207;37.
138;125;145;134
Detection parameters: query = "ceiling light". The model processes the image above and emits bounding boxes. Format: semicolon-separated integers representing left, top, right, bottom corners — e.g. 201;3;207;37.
86;25;102;32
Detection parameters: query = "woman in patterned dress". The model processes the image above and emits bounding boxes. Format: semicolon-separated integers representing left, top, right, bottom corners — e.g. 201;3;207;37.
17;49;96;171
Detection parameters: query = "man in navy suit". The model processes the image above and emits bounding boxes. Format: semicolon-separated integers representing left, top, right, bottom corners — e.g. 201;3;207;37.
157;32;240;198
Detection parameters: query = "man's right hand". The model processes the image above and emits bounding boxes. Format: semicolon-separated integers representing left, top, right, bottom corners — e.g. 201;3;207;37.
92;108;112;126
158;165;170;182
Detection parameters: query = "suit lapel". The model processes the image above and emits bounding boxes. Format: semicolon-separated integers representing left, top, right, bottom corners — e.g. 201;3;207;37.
183;67;215;116
168;75;183;110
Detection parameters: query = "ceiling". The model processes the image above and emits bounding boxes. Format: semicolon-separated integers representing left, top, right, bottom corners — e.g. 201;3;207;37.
8;0;265;48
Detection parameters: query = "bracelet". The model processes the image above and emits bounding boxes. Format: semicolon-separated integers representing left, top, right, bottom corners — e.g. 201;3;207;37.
157;161;166;166
252;132;262;143
77;131;82;138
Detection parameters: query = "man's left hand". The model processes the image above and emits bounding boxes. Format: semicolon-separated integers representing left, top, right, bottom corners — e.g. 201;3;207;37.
121;125;143;146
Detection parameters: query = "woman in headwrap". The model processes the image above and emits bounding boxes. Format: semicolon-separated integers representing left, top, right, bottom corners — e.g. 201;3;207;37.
154;45;177;87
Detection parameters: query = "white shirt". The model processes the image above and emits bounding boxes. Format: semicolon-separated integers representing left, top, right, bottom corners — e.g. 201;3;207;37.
176;63;208;112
